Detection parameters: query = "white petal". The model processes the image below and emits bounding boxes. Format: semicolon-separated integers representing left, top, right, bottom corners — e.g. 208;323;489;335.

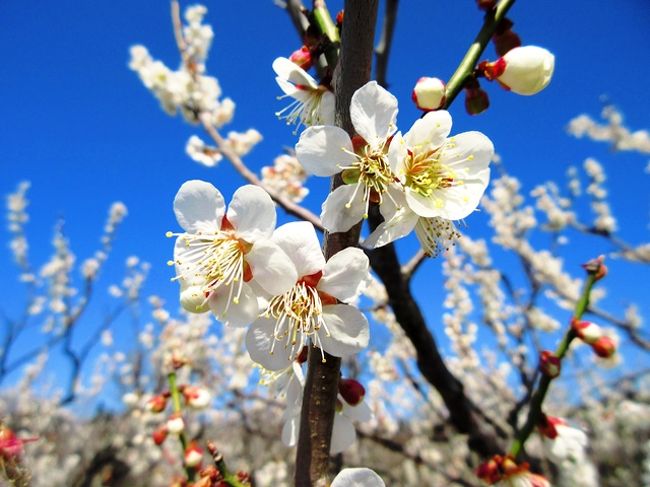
209;284;260;327
331;468;386;487
363;207;418;249
404;187;443;218
330;414;356;454
319;305;369;357
295;126;355;177
281;415;300;448
379;185;408;220
246;317;293;370
173;180;225;232
321;184;366;233
442;131;493;182
180;285;209;313
343;401;372;423
386;132;407;175
272;57;318;88
350;81;398;146
404;110;452;152
272;221;325;278
317;91;336;125
275;77;313;102
319;248;369;302
246;239;297;296
227;185;276;241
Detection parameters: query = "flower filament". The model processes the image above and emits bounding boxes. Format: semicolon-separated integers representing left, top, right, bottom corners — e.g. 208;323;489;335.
276;85;329;133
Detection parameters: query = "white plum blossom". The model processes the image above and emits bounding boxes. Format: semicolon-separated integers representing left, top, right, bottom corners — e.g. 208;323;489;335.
273;57;335;130
169;180;297;326
331;468;386;487
186;135;222;167
296;81;403;233
365;110;493;254
489;46;555;96
412;76;446;111
246;221;370;370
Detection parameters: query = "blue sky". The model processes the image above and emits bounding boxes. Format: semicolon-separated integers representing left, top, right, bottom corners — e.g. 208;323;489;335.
1;0;649;399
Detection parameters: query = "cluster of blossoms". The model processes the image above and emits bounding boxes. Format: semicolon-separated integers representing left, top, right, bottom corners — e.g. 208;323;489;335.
260;153;309;204
168;181;370;372
287;80;494;255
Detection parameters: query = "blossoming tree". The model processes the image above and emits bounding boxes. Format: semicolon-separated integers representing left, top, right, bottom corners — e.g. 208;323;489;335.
2;1;650;486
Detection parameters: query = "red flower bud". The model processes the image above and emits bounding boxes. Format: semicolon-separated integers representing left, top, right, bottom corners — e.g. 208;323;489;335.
336;10;344;26
492;29;521;57
539;351;561;378
538;414;564;439
464;86;490;115
289;46;313;71
572;319;603;345
582;255;607;281
152;427;168;446
592;336;616;358
476;0;497;10
147;394;168;413
0;426;37;460
184;441;204;468
411;77;446;111
338;378;365;406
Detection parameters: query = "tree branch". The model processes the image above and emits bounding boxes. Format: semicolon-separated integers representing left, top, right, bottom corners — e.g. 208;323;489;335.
374;0;398;89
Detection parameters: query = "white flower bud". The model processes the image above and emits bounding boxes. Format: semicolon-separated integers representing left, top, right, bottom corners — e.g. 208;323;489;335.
411;77;446;111
180;286;210;313
497;46;555;95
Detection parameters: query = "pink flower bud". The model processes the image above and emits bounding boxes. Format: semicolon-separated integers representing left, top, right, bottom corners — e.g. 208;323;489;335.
183;386;211;409
166;413;185;435
184;441;204;468
483;46;555;96
572;320;603;345
592;336;616;358
539;351;561;378
582;255;607;281
289;46;313;71
146;394;168;413
411;77;446;111
338;378;365;406
152;426;168;446
538;415;565;439
0;426;37;460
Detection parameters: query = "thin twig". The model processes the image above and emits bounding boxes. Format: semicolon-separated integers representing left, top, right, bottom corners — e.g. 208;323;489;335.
374;0;398;89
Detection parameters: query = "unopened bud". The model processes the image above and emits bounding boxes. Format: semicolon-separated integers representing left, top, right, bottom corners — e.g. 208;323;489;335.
166;413;185;434
146;394;168;413
476;0;497;10
152;426;168;446
539;351;561;378
465;86;490;115
592;336;616;358
582;255;607;281
476;455;502;484
338;378;365;406
481;46;555;95
411;77;446;111
289;46;313;71
336;10;344;26
184;441;204;468
572;319;602;345
183;386;212;409
180;286;210;314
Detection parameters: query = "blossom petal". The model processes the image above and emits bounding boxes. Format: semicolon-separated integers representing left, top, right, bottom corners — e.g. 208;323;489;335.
443;131;493;183
209;283;260;327
180;285;210;313
246;239;297;296
246;317;293;370
272;57;317;88
330;414;356;454
319;305;369;357
331;468;386;487
318;91;336;125
350;81;398;146
272;221;325;278
275;77;312;102
174;180;225;232
319;248;369;302
281;415;300;448
321;184;366;233
363;207;418;249
227;185;276;241
387;132;407;175
404;110;452;151
343;401;372;423
296;126;355;177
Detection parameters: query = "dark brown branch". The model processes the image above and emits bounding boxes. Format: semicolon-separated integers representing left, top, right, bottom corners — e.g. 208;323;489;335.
294;1;379;485
374;0;398;89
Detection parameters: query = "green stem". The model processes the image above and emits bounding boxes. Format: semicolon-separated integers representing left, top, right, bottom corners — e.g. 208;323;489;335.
508;272;598;459
167;372;195;481
443;0;516;109
312;0;340;70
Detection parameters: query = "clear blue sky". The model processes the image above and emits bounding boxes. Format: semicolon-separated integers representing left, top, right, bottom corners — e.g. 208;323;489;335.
1;1;649;399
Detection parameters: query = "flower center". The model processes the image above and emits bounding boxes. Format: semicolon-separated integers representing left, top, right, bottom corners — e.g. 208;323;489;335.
340;141;397;218
264;277;334;363
169;228;252;304
276;86;328;132
404;148;458;198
